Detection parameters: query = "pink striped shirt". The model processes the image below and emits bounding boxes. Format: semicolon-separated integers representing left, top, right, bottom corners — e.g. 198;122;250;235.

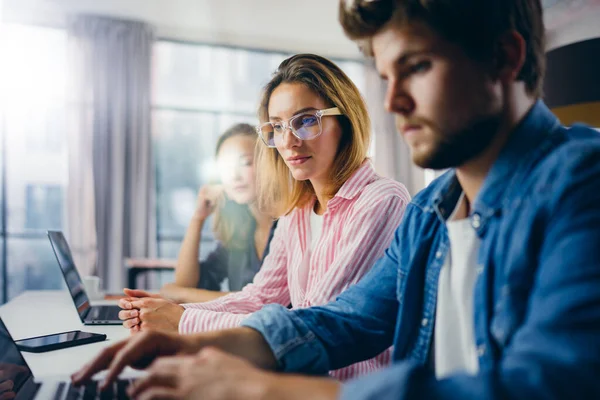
179;161;410;380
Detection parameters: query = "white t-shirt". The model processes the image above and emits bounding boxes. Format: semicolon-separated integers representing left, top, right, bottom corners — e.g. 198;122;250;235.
434;194;481;379
298;210;325;294
310;210;324;250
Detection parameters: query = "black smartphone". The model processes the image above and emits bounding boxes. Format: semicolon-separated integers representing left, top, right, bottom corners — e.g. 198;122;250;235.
14;330;107;353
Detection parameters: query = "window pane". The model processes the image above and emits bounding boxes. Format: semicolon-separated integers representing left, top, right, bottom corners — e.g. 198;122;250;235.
153;110;219;238
333;59;366;95
226;49;288;114
0;119;3;237
157;238;218;260
5;106;67;232
217;114;259;135
157;239;217;283
7;237;66;300
154;42;217;110
154;41;287;114
24;185;64;230
0;244;3;304
157;240;182;259
1;25;66;106
2;25;67;233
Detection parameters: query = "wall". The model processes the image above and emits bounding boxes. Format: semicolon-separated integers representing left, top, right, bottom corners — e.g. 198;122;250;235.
544;37;600;127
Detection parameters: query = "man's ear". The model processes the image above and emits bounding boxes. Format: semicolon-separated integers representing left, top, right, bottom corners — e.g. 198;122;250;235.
493;30;527;85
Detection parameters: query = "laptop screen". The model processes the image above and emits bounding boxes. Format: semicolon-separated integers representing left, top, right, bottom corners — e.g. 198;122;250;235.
47;231;91;320
0;318;36;398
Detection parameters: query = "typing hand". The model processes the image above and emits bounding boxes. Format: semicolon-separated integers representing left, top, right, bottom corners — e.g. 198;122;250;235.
127;348;272;400
127;348;340;400
0;379;15;400
70;330;196;391
0;363;29;400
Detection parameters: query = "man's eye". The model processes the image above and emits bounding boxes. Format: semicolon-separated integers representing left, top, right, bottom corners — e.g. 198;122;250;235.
410;61;431;74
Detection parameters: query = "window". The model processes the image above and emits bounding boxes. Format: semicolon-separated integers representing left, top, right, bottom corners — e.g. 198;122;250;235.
25;185;64;230
152;41;366;257
0;28;367;301
0;25;68;303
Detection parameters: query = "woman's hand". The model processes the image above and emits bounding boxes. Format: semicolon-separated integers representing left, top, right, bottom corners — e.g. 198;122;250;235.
118;289;183;333
193;185;224;222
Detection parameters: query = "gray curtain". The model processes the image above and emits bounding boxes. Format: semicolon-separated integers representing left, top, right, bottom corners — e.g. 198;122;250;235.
66;15;157;292
364;63;425;196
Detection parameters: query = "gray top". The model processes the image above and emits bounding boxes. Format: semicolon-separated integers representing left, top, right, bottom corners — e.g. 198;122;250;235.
197;220;277;292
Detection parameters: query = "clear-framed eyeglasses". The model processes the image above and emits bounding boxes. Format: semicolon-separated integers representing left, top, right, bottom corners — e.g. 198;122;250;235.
256;107;343;148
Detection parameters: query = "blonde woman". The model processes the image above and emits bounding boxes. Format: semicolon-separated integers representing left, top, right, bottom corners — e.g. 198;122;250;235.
118;54;410;381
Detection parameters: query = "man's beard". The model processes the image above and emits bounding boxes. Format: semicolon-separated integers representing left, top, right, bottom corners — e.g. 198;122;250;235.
412;114;503;170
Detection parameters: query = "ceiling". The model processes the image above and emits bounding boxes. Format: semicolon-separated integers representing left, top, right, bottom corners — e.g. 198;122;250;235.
0;0;363;59
2;0;600;55
542;0;600;49
543;0;598;28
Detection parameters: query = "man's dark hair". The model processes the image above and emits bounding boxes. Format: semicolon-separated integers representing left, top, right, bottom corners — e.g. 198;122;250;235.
339;0;546;97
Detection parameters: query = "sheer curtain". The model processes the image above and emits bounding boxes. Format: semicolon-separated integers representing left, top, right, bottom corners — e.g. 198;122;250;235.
66;15;156;291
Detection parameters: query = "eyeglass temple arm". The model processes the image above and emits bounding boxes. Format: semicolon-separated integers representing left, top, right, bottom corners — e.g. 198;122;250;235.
319;107;342;116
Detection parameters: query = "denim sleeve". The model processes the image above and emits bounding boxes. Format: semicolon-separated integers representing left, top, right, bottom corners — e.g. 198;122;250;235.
341;144;600;399
241;228;401;375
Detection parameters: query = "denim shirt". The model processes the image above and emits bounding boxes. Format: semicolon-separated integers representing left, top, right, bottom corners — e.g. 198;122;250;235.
242;101;600;399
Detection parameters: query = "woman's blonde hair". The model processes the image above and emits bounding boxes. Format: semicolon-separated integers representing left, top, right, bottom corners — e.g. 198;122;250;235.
213;123;256;249
256;54;371;217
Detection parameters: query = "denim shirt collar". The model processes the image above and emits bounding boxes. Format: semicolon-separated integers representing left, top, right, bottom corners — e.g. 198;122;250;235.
428;101;561;226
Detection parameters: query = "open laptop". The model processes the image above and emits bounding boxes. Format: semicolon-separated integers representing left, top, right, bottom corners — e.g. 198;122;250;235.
0;317;133;399
47;231;121;325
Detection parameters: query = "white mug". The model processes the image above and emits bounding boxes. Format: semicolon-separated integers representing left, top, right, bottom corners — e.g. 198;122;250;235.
82;275;103;301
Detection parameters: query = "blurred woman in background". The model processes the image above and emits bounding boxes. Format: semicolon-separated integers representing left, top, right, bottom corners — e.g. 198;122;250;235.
158;123;276;304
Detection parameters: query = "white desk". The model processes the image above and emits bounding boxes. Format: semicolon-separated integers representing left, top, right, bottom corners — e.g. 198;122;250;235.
0;290;133;380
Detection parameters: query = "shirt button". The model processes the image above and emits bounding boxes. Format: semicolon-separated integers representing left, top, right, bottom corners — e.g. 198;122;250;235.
435;251;443;259
477;344;486;357
471;213;481;229
421;318;429;327
476;265;484;275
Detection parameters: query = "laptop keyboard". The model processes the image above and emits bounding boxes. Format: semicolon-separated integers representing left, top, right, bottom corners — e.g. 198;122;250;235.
52;379;133;400
91;306;121;321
